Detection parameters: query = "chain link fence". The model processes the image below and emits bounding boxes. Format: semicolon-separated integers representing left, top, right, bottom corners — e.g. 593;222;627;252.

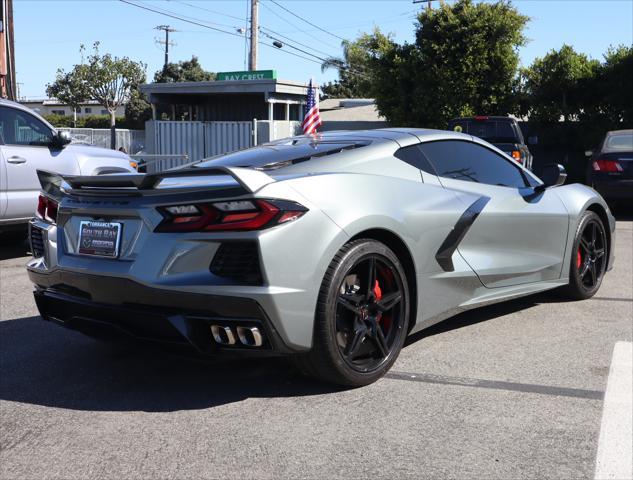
57;128;145;154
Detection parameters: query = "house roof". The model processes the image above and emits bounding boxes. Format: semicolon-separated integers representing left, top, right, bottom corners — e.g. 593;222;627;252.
139;79;309;99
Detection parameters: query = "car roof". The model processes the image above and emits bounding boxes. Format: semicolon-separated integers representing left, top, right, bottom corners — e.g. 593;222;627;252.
281;128;471;145
606;129;633;135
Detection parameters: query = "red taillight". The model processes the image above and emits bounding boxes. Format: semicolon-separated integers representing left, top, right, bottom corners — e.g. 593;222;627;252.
155;199;308;233
36;194;59;223
474;115;489;121
593;159;623;172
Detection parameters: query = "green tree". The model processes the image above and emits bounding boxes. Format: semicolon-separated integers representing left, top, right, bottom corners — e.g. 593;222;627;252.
583;45;633;125
523;45;599;122
125;88;152;130
368;0;528;128
45;71;88;127
47;43;146;148
153;56;215;83
321;30;394;99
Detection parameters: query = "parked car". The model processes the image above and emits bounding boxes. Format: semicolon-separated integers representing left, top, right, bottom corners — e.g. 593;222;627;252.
585;129;633;207
447;116;533;170
0;99;137;240
27;129;614;387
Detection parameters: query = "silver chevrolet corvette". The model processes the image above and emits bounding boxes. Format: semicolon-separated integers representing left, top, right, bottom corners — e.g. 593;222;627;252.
27;129;616;386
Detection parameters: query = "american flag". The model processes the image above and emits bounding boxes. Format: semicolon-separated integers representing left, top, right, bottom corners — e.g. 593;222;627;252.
302;79;322;135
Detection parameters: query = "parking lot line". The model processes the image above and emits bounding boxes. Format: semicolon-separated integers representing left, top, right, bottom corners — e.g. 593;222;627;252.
594;341;633;480
385;371;604;400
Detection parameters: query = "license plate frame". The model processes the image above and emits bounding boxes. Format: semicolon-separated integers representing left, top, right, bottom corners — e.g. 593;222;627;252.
78;221;122;258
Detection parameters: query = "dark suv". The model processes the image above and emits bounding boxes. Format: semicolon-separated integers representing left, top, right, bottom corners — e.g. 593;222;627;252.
447;116;533;170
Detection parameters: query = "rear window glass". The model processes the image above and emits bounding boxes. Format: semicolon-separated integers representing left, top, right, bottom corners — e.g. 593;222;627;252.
605;133;633;151
448;120;519;144
195;138;370;171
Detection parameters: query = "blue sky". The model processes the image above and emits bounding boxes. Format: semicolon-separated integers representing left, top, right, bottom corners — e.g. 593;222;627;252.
15;0;633;99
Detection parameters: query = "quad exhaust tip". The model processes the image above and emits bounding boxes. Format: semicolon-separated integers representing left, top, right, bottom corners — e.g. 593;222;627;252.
211;325;236;345
236;326;263;347
210;325;264;347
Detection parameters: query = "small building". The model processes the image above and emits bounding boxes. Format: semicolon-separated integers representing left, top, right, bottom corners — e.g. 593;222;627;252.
19;99;126;117
139;74;309;123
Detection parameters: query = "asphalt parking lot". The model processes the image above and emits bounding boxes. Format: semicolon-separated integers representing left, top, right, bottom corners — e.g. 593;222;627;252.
1;217;631;479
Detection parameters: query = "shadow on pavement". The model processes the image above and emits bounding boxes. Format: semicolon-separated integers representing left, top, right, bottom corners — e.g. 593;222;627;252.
404;289;569;346
0;289;570;413
0;237;29;261
0;316;343;413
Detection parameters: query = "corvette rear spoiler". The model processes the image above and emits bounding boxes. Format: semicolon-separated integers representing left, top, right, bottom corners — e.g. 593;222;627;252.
37;166;276;196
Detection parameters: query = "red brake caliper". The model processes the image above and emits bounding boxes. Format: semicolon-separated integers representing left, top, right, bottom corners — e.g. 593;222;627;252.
373;280;384;325
373;279;382;301
576;249;582;269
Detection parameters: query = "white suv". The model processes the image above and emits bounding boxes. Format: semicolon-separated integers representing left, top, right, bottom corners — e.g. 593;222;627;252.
0;99;136;237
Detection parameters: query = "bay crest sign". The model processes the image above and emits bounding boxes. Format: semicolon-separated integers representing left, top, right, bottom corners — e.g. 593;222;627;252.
217;70;277;81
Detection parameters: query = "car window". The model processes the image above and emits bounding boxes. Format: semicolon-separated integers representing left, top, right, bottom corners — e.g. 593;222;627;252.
604;133;633;152
418;140;529;188
448;120;520;144
394;144;436;175
0;106;54;147
195;139;370;171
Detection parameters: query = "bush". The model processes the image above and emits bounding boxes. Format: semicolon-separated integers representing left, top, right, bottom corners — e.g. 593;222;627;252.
43;114;129;129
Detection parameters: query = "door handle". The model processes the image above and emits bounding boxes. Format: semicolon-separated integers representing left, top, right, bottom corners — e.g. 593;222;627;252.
7;156;26;164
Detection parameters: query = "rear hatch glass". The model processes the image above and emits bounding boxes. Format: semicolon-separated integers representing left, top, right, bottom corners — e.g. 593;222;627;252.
448;120;520;144
195;138;370;171
604;133;633;152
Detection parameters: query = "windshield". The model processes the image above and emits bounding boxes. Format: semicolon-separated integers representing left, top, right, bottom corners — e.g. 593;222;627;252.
604;133;633;152
448;120;520;144
195;138;370;171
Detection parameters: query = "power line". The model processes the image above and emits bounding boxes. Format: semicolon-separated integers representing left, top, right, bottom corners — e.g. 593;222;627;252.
118;0;244;38
117;0;332;71
267;0;346;42
259;25;336;59
259;30;328;62
259;1;339;50
119;0;369;80
171;0;246;22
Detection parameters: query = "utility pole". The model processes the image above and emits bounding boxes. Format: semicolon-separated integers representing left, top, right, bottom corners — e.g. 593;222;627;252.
155;25;176;69
249;0;258;71
412;0;442;9
0;0;16;100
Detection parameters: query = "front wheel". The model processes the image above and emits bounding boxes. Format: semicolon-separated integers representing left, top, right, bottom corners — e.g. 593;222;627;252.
561;211;608;300
296;239;410;387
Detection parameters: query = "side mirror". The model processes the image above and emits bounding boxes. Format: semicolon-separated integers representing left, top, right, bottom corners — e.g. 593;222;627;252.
536;163;567;192
51;130;72;148
584;150;594;158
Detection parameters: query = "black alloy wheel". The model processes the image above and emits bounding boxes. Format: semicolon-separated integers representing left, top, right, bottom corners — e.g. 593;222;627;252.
563;211;608;300
296;239;410;387
335;254;406;373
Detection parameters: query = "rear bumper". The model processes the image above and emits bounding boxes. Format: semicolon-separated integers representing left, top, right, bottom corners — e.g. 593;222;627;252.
29;268;295;355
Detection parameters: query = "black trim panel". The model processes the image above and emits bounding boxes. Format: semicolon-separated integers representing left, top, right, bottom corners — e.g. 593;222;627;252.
435;196;490;272
28;269;293;354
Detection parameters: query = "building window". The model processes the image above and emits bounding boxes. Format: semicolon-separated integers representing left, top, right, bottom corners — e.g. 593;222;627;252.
51;109;66;116
101;109;108;115
85;107;92;114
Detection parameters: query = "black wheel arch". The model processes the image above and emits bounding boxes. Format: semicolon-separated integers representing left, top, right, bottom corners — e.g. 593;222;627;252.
348;228;418;333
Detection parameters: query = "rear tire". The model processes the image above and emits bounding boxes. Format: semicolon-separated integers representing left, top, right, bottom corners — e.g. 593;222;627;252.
295;239;410;387
560;211;607;300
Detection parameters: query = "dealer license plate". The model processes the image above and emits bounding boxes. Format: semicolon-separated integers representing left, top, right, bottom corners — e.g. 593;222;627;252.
78;221;122;258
